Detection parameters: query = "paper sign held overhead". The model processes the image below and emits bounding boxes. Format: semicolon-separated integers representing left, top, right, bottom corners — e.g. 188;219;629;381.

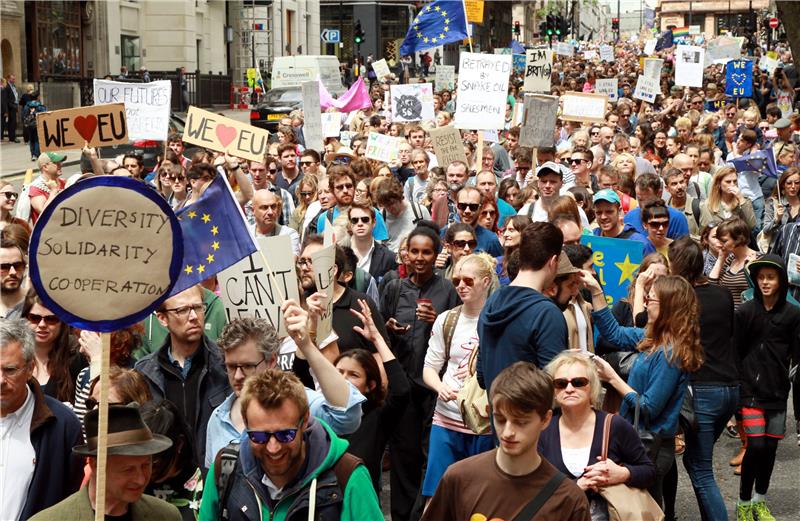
372;58;391;80
674;45;705;88
555;42;574;57
37;103;128;152
464;0;484;23
364;132;402;163
583;50;598;61
310;244;336;342
523;49;552;94
599;45;614;62
560;92;608;124
435;65;456;91
321;113;341;138
633;75;660;104
430;125;468;166
519;95;558;148
725;59;753;98
454;52;512;130
93;80;171;141
183;106;270;162
643;58;664;80
595;79;618;102
643;39;657;55
301;81;324;152
391;83;435;122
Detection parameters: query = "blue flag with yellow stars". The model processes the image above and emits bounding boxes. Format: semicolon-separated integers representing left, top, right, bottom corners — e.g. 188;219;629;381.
400;1;469;57
170;174;257;296
731;148;779;179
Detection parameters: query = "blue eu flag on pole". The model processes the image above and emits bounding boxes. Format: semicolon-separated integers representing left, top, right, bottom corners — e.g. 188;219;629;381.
731;148;779;179
655;30;673;51
400;1;470;56
169;174;258;296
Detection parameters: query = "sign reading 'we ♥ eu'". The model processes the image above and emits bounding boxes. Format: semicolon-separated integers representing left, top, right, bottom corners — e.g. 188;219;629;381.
725;59;753;98
182;106;271;162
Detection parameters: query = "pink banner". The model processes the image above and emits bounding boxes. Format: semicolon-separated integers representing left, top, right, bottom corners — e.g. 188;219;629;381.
319;76;373;113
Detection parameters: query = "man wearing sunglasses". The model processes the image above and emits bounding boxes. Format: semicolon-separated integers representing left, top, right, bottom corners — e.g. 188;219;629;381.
317;168;389;243
348;204;397;282
1;239;27;318
299;149;321;177
447;186;503;257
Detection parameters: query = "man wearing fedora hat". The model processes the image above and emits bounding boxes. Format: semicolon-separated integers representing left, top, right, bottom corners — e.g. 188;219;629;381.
30;404;181;520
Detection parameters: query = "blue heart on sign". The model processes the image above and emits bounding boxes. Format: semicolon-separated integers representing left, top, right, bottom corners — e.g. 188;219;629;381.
731;73;747;86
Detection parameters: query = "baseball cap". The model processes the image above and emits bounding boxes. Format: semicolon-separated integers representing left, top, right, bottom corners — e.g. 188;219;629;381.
670;85;683;94
593;188;621;205
536;161;563;178
774;118;791;129
556;251;582;276
38;152;67;168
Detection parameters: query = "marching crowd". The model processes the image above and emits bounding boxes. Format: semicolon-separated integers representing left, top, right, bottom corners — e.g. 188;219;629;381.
2;36;800;521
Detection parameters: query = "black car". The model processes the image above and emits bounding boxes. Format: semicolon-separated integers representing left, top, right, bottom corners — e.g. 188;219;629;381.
250;87;303;132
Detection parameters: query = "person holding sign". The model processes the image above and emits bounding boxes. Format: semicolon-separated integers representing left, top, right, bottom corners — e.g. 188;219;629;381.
29;152;67;225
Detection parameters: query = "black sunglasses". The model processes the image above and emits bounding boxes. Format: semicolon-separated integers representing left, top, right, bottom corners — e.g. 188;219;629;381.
0;261;26;272
457;202;480;212
452;239;477;249
300;191;314;197
26;313;61;326
553;377;590;389
349;216;371;224
2;191;19;200
569;158;587;165
268;168;278;174
247;423;302;445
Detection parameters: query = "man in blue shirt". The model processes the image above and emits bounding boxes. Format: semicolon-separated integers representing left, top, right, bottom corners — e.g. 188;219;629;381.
441;186;503;257
592;189;648;251
623;173;689;239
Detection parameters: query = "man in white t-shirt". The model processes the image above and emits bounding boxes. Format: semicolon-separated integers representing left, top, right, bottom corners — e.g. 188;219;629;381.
375;177;431;252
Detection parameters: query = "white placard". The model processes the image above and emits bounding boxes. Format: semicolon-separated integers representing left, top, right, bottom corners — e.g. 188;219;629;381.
454;52;512;130
674;45;705;88
583;50;598;61
390;83;435;122
644;39;657;56
760;56;780;74
643;58;664;80
633;75;660;103
435;65;456;91
707;37;741;64
595;79;618;102
689;25;701;35
321;113;341;138
599;45;614;62
372;58;391;80
301;81;323;152
555;42;574;57
364;132;401;163
482;129;499;143
310;244;336;342
93;79;171;140
560;92;608;123
523;49;553;94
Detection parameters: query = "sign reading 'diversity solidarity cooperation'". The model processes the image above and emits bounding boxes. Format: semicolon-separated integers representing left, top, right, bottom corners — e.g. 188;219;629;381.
183;106;270;162
28;176;182;331
455;52;512;130
580;235;643;305
37;103;128;152
93;80;171;141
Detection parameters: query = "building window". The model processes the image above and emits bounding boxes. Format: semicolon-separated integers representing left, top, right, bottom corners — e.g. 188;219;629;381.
121;35;141;71
33;0;82;78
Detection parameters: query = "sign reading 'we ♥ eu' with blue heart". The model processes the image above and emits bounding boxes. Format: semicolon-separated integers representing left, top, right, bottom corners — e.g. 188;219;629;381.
726;59;753;98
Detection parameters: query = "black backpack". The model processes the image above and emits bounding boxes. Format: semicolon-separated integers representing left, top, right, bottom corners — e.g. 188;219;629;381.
23;106;40;129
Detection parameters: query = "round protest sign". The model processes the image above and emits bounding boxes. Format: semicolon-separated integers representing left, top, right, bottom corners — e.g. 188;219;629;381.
29;176;183;332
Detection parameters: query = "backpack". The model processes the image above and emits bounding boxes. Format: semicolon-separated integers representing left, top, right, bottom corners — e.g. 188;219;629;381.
213;442;361;521
440;305;462;378
382;200;423;226
23;106;39;129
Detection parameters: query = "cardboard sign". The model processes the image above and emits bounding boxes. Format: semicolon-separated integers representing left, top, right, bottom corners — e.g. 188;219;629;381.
321;113;341;138
519;95;558;148
183;106;269;162
595;79;618;102
726;59;753;98
555;42;574;57
633;75;660;103
310;244;336;342
455;52;512;130
28;176;182;331
435;65;456;91
37;103;128;152
674;45;705;88
391;83;435;122
523;49;553;94
580;235;643;305
301;81;324;152
644;39;657;55
643;58;664;80
217;235;300;336
560;92;608;124
93;80;171;141
372;58;391;80
430;125;468;166
464;0;484;23
364;132;401;163
599;45;614;62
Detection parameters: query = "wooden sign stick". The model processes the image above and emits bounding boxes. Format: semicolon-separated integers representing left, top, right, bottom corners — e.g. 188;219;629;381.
257;250;287;304
94;333;111;521
475;131;484;172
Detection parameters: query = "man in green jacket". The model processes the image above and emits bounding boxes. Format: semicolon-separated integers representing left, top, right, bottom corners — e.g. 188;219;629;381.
30;405;181;521
200;301;382;521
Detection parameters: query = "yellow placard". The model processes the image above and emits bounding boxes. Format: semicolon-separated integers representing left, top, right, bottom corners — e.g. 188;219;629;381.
37;103;128;152
464;0;484;24
182;106;270;163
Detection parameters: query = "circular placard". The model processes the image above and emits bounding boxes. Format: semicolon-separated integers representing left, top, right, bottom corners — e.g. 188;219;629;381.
29;176;183;332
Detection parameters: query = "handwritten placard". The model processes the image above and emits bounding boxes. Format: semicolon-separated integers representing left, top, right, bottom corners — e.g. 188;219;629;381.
364;132;401;163
310;244;336;342
633;75;660;103
37;103;128;152
301;81;323;152
183;106;269;162
321;113;341;138
430;125;468;166
560;92;608;124
523;48;552;94
372;58;391;80
435;65;456;91
391;83;435;122
464;0;484;23
583;50;598;61
599;45;614;62
28;177;182;331
519;95;558;148
93;80;171;140
217;235;300;336
455;52;512;130
595;79;618;102
644;39;657;55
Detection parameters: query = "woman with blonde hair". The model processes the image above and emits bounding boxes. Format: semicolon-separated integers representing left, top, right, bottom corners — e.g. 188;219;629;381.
289;174;319;234
539;351;655;517
611;152;637;183
699;167;757;230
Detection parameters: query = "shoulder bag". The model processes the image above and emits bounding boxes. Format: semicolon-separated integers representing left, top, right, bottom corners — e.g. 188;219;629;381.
597;413;665;521
456;342;490;434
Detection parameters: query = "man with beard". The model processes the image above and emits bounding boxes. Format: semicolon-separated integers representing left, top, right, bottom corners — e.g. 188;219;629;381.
443;186;503;256
375;177;431;252
0;239;26;318
316;167;389;243
664;168;700;237
134;285;231;468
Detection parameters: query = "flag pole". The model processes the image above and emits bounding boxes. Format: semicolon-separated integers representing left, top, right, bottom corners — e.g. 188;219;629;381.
461;0;473;53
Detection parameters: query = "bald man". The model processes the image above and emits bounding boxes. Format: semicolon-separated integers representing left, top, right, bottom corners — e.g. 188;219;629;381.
251;189;300;255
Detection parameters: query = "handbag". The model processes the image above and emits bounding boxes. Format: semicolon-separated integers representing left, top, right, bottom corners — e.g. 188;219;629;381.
597;413;665;521
633;394;662;460
456;346;491;435
678;385;698;433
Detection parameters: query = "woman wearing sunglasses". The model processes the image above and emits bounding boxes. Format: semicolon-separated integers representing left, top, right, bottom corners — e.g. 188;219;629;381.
538;351;656;519
22;290;87;403
0;182;29;233
435;223;478;280
420;253;496;506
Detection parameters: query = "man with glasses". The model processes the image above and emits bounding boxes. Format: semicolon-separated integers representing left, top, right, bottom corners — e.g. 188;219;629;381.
29;152;66;225
204;316;365;469
447;186;502;256
348;204;397;282
564;148;595;193
1;239;27;318
246;159;295;226
201;360;380;519
0;319;82;520
252;189;300;255
317;168;389;243
623;173;690;239
299;149;321;177
134;285;231;468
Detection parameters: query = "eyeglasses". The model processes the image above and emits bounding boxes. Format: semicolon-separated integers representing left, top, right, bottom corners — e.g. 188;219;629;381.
0;365;28;378
2;191;19;200
269;168;278;174
161;303;205;318
451;239;477;249
168;176;186;182
84;397;125;410
590;131;600;136
569;158;588;165
334;183;354;191
247;420;303;445
457;202;480;212
300;191;314;197
553;377;590;390
452;276;475;287
296;257;313;268
300;161;316;166
349;216;371;224
26;313;61;326
785;180;800;187
480;209;496;217
515;165;531;172
225;359;266;376
647;220;669;230
0;261;26;272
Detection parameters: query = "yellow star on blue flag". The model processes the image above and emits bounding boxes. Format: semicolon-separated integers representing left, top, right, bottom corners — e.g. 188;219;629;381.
730;148;779;179
400;1;469;56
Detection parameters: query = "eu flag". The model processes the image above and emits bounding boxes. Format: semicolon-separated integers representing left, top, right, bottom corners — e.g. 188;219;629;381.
731;148;779;179
400;1;470;57
655;30;673;51
170;174;258;296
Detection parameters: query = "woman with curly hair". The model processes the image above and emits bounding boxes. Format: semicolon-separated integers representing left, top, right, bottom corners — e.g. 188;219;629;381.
585;274;704;511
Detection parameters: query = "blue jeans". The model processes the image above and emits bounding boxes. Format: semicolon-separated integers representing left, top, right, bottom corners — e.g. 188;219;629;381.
751;196;764;235
421;424;494;496
682;384;739;521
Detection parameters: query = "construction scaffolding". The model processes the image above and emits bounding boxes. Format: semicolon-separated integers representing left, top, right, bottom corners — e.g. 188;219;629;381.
231;0;274;87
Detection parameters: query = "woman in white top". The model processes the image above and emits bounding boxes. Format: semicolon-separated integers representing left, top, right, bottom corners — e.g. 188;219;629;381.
420;253;496;501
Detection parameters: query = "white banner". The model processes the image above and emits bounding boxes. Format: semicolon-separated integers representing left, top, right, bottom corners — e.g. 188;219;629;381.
93;79;172;140
633;75;660;104
390;83;435;122
454;52;512;130
595;79;618;102
643;58;664;80
674;45;705;88
523;49;552;94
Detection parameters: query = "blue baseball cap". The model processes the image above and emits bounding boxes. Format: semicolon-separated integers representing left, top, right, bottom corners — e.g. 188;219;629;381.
593;188;621;205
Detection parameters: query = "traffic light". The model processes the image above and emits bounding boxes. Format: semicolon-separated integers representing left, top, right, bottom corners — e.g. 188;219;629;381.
611;18;619;32
354;20;365;45
555;16;562;37
514;21;521;35
539;20;547;36
560;17;570;38
546;14;555;37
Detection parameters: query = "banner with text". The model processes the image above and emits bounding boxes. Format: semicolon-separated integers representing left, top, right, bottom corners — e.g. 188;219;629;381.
37;103;128;152
523;48;552;94
455;52;512;130
93;79;171;140
183;106;269;162
430;125;469;166
519;95;558;148
560;92;608;124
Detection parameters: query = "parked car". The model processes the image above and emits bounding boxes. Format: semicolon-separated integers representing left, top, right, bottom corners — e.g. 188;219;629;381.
250;87;303;132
